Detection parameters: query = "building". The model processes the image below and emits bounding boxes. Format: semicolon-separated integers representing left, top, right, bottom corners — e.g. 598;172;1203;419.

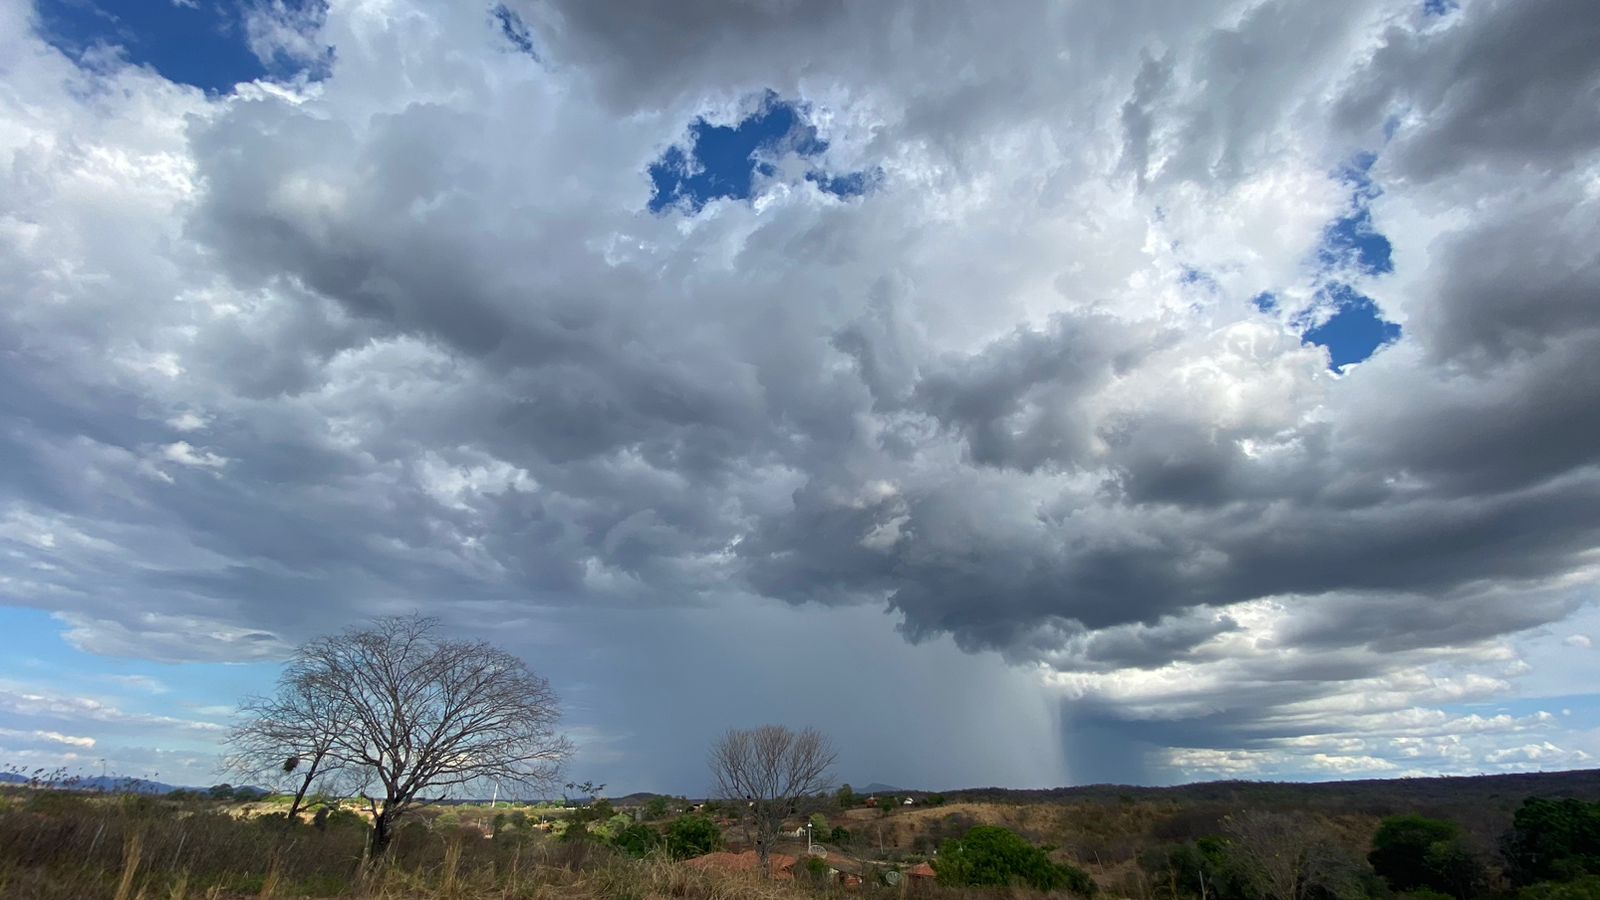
684;850;798;880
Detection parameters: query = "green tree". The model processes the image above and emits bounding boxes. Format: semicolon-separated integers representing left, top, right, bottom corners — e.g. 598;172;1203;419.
666;815;724;859
937;825;1097;894
643;796;671;820
837;784;857;809
612;822;663;857
1141;837;1252;900
1504;798;1600;886
1370;814;1486;899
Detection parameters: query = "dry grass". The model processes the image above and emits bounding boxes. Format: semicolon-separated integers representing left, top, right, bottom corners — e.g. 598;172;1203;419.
0;788;1087;900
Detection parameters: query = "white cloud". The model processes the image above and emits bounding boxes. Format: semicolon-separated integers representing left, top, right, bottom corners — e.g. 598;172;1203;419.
1;0;1598;788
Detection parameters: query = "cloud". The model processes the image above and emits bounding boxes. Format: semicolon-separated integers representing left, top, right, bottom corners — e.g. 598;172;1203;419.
105;675;169;695
0;727;96;749
0;681;226;735
0;0;1597;787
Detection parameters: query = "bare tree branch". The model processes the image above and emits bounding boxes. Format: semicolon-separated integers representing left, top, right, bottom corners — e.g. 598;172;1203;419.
230;615;571;855
708;725;837;878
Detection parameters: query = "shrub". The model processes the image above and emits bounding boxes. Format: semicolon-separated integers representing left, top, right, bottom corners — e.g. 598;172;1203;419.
665;815;723;859
1505;798;1600;886
1518;876;1600;900
1371;814;1486;899
937;825;1097;894
611;822;663;857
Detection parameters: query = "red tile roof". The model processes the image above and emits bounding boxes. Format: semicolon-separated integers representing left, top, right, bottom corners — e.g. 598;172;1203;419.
684;850;798;880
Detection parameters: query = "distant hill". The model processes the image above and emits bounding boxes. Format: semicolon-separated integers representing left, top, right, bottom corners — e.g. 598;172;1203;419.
0;771;275;797
856;782;910;795
941;768;1600;807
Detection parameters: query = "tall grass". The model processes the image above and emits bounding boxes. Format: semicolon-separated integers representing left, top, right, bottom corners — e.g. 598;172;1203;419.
0;788;1088;899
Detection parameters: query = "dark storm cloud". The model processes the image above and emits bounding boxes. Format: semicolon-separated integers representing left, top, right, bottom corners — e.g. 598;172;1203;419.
1336;0;1600;185
4;0;1600;785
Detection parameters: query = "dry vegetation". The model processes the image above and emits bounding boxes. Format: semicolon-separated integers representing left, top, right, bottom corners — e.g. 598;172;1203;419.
9;768;1600;900
0;788;1070;900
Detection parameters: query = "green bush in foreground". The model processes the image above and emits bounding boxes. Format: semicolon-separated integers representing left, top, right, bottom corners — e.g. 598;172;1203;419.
1370;814;1487;899
665;814;723;859
936;824;1096;894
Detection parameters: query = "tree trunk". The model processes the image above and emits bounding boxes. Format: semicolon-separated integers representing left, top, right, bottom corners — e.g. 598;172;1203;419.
756;840;772;879
286;767;317;823
370;810;395;856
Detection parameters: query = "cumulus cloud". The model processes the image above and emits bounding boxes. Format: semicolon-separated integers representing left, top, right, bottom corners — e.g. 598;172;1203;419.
1;0;1598;786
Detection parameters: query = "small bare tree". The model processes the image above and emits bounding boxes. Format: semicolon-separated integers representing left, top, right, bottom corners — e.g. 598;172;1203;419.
238;615;570;855
224;670;351;823
709;725;837;877
1224;810;1363;900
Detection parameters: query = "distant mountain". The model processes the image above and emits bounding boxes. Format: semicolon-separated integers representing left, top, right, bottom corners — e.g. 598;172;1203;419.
0;772;274;796
857;782;910;795
67;776;179;795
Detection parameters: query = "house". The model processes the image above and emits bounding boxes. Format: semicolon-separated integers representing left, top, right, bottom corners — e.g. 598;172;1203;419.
864;796;878;808
684;850;798;880
907;862;936;880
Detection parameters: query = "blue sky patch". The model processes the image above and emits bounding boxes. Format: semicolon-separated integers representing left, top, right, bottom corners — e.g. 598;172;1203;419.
1303;285;1401;371
649;92;873;213
33;0;329;93
1424;0;1459;15
1251;154;1401;371
1318;153;1393;276
491;4;537;58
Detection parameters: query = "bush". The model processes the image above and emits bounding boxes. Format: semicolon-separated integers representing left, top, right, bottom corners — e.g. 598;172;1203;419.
938;825;1097;894
1141;837;1252;900
1370;814;1486;899
665;815;723;859
1518;876;1600;900
611;822;663;857
1505;798;1600;886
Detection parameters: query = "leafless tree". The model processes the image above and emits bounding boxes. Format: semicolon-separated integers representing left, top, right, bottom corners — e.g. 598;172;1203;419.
223;670;352;823
708;725;837;877
1224;810;1364;900
239;615;571;855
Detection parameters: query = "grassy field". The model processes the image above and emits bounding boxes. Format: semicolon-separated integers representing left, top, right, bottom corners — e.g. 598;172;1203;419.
7;767;1600;899
0;787;1061;899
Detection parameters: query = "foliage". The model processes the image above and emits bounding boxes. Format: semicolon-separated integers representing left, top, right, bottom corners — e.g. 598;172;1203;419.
801;855;830;882
666;815;724;859
837;784;857;809
643;796;672;820
1370;814;1487;899
1141;837;1253;900
611;822;663;858
936;824;1097;894
1517;876;1600;900
1504;797;1600;886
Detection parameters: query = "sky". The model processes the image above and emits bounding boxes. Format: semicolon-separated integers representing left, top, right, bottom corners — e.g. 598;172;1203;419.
1;0;1599;795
